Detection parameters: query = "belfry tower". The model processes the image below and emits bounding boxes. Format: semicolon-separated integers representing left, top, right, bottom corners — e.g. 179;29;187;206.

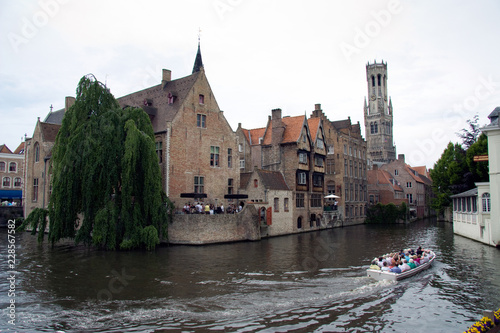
363;60;396;164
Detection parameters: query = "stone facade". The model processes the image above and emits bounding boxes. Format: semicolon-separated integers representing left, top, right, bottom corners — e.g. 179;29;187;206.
364;61;396;164
117;53;240;212
0;143;24;204
310;104;368;226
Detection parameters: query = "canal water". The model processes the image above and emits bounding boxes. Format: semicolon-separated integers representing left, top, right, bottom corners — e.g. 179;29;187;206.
1;219;499;332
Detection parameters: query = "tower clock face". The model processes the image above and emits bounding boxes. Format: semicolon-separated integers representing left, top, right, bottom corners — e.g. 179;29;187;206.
371;95;376;101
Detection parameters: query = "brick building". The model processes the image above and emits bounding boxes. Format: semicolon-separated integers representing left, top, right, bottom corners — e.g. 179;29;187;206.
310;104;368;225
115;44;240;211
237;108;326;230
367;165;407;206
0;143;25;204
379;154;428;218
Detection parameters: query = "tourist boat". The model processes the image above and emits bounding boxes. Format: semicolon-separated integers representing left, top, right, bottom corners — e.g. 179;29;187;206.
366;250;436;281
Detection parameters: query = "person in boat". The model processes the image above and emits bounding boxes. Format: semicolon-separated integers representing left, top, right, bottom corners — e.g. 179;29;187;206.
370;260;381;270
413;255;421;266
416;246;423;256
408;259;417;269
390;262;402;273
381;261;390;272
400;259;411;272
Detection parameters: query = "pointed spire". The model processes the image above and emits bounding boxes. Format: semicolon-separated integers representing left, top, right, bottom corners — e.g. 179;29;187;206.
192;38;204;74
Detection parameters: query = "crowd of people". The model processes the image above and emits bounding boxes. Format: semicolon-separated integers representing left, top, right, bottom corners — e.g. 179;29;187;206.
369;246;435;274
181;202;243;215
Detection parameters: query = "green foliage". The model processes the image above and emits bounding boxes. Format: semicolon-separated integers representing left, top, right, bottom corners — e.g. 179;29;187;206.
365;203;407;224
456;114;481;149
430;142;469;213
24;74;171;250
17;208;48;243
465;133;489;183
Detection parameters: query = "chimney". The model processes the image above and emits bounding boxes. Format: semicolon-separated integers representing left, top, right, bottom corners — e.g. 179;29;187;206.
398;154;405;162
271;108;282;120
312;103;322;118
162;69;172;85
271;108;284;145
65;96;75;112
315;103;321;111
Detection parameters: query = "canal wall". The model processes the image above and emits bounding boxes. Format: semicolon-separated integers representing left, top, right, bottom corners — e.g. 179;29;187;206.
0;207;23;227
168;204;260;244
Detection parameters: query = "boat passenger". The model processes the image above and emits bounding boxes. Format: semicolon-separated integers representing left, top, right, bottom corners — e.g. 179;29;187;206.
381;261;390;272
408;259;417;269
400;259;411;272
416;246;423;256
370;260;381;270
390;264;402;273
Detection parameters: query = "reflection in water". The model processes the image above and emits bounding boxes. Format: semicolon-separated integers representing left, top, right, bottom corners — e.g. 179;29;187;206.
1;219;499;332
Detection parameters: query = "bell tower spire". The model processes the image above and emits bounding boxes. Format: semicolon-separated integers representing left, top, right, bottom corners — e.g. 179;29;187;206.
192;29;204;73
363;60;396;164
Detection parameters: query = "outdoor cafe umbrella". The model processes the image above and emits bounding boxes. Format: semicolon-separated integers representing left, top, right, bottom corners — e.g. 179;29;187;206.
324;194;340;199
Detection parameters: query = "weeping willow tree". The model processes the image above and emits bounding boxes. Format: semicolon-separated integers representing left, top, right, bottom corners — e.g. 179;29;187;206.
23;74;171;250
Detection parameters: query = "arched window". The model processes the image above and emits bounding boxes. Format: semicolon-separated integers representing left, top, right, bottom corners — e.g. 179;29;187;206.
2;177;11;187
297;216;302;229
371;75;375;87
9;162;16;172
14;177;21;187
34;142;40;162
0;162;5;172
374;122;378;133
370;122;374;134
482;193;491;212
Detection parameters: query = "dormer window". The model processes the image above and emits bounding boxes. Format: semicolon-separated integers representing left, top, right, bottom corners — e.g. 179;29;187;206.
168;92;176;104
143;99;153;106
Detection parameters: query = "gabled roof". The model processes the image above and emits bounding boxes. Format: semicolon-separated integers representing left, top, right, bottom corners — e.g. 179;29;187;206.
44;109;65;125
117;71;200;133
0;145;12;154
412;166;429;178
13;142;25;154
405;165;425;184
307;117;321;142
242;127;266;145
240;169;290;191
370;168;404;192
261;115;308;145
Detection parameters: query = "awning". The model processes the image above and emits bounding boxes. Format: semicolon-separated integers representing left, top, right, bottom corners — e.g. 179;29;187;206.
224;194;248;199
0;190;22;199
180;193;207;199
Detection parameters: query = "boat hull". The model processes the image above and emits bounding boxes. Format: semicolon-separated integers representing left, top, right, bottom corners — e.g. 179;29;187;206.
366;251;436;281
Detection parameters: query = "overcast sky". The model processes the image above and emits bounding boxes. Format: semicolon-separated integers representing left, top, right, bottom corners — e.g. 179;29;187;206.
1;0;500;168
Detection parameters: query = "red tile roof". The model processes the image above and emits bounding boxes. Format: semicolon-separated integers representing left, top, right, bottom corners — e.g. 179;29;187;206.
0;145;12;154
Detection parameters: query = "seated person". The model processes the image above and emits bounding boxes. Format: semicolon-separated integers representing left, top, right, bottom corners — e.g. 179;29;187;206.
369;260;381;270
408;259;417;269
400;259;411;272
381;261;390;272
390;264;402;273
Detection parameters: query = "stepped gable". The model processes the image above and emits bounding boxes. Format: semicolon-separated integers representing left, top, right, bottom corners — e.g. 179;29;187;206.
117;71;200;133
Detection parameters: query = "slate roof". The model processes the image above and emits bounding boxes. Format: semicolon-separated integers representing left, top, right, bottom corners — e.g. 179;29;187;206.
450;188;478;198
44;109;65;125
240;169;290;191
117;71;200;133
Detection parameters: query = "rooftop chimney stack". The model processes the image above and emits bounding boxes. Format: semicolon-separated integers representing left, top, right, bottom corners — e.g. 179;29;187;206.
162;69;172;85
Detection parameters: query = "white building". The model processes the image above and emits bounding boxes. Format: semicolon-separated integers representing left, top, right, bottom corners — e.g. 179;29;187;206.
452;107;500;247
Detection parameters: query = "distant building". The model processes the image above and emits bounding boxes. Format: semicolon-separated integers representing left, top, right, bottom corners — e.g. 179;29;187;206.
240;168;293;236
310;103;368;225
24;97;74;216
237;108;327;230
379;154;428;218
0;143;25;204
367;165;407;206
453;107;500;247
364;61;396;165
